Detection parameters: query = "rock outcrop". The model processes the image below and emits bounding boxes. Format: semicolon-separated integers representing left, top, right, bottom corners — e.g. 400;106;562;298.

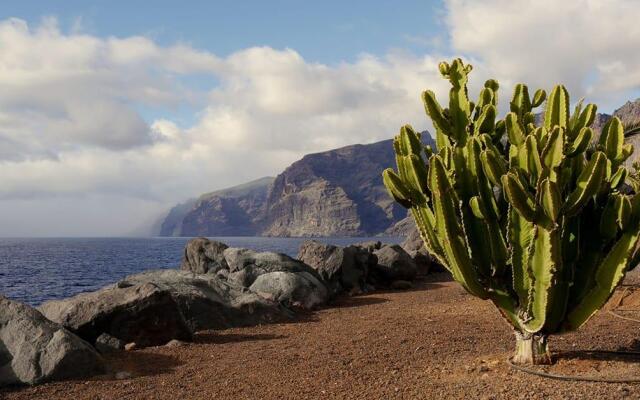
180;238;229;274
0;296;103;386
297;240;377;296
401;228;438;275
159;134;435;237
117;270;294;329
180;238;330;309
249;271;328;310
371;244;417;283
39;281;193;347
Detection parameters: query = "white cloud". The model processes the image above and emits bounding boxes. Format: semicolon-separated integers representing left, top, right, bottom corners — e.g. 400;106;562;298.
0;17;219;160
0;18;453;235
446;0;640;110
2;3;640;235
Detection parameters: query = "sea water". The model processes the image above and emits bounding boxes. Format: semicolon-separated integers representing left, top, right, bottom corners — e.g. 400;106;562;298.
0;236;400;305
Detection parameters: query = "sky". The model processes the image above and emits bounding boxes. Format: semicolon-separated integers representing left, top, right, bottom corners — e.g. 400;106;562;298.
0;0;639;236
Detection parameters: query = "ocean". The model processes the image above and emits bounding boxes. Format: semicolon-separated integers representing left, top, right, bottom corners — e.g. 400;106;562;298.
0;236;400;306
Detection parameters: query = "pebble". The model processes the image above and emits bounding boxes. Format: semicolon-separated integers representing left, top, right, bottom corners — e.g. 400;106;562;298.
165;339;188;348
125;342;137;351
115;371;132;380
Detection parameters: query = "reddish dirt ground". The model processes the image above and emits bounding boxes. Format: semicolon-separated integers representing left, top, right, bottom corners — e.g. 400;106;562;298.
3;273;640;400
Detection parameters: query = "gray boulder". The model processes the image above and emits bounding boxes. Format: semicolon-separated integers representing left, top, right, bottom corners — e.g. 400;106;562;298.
115;270;294;330
180;238;229;274
402;228;444;274
354;241;383;252
223;248;323;287
297;240;377;296
0;296;103;386
372;244;418;283
249;271;328;309
39;281;193;348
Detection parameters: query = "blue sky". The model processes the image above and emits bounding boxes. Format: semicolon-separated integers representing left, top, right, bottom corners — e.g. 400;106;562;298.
0;1;447;63
0;1;448;127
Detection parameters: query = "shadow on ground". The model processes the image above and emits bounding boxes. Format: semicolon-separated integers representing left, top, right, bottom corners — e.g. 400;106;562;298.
196;332;287;345
558;349;640;363
104;351;185;378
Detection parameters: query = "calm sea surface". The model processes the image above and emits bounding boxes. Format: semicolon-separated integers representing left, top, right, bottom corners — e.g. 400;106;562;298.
0;236;400;306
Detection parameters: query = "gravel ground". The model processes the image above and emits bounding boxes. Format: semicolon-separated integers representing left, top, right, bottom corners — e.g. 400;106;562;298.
3;273;640;400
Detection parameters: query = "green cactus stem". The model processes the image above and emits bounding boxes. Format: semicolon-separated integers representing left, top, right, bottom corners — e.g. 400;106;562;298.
383;58;640;365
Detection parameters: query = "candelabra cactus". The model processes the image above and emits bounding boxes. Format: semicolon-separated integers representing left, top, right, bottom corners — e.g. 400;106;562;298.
383;58;640;365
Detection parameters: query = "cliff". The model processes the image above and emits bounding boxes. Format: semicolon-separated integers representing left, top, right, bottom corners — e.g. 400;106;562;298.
159;134;434;237
160;177;274;236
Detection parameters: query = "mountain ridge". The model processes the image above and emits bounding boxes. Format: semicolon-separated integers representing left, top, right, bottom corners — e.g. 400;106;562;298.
159;134;434;237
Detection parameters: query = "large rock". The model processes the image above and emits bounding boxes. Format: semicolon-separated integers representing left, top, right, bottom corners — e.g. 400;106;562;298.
217;248;329;309
401;228;433;275
180;237;229;274
119;270;294;330
0;296;103;386
223;248;323;287
372;244;418;283
297;240;377;296
249;271;328;309
401;227;445;274
39;281;193;348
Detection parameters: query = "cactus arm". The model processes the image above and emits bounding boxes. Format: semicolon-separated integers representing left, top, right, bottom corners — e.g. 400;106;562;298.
521;225;562;333
532;89;546;108
563;152;607;216
525;135;542;184
510;84;531;119
382;169;413;208
604;117;624;162
540;127;565;183
429;155;488;298
502;172;537;223
399;124;423;155
611;167;628;190
508;206;536;308
506;113;525;146
573;103;597;138
464;139;497;271
601;195;621;240
566;127;593;157
411;205;448;267
475;104;497;135
422;90;451;149
540;179;561;221
445;59;471;146
480;149;507;187
565;230;640;330
460;204;493;278
405;154;430;194
544;85;570;130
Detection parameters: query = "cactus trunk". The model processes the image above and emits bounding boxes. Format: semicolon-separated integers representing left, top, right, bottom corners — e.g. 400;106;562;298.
513;332;552;365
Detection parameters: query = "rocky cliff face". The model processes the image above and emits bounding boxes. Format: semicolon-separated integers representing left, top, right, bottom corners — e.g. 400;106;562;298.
260;139;414;236
161;177;274;237
159;134;434;237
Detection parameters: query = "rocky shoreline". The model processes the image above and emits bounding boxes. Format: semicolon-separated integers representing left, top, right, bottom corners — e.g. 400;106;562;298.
0;234;435;387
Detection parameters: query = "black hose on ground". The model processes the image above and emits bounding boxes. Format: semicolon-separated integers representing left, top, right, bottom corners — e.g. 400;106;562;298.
507;350;640;383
